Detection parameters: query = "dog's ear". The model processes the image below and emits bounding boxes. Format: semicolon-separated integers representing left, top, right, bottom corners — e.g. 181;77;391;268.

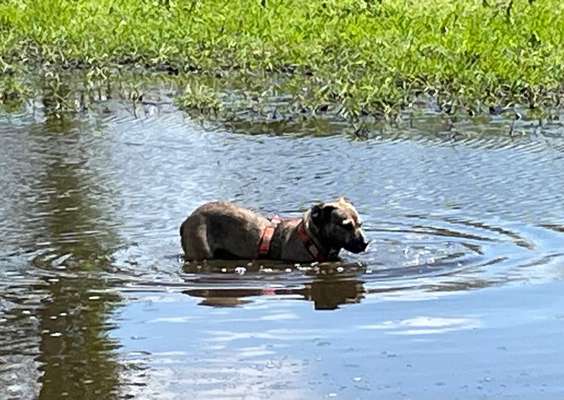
337;196;353;205
311;203;336;226
310;203;323;224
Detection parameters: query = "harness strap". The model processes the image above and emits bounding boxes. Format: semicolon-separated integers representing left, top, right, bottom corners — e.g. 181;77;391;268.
258;217;326;262
258;216;282;258
297;222;326;262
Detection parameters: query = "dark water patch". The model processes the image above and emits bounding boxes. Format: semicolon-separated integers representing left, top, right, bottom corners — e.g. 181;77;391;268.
0;276;123;400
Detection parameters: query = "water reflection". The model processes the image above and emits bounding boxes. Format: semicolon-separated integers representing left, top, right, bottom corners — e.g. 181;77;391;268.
0;89;123;400
35;99;122;399
36;278;121;399
359;315;482;335
185;277;364;310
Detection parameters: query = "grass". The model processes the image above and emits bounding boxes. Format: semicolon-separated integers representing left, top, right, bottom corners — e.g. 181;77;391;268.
1;0;563;120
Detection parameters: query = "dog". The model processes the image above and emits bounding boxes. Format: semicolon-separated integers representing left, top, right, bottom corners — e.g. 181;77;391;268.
179;197;368;262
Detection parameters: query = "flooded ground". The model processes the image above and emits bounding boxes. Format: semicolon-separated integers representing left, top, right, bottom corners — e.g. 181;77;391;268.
1;75;564;399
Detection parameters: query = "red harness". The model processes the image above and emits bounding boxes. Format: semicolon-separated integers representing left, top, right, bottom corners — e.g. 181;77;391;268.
258;216;282;257
296;221;326;262
258;217;325;261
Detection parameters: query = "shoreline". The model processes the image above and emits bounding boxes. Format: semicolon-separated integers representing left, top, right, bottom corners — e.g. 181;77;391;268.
1;0;563;119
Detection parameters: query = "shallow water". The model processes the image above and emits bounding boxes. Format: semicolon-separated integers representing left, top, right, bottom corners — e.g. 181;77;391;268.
1;76;564;399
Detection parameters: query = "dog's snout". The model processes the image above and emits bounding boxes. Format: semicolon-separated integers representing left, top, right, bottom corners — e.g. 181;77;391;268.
356;237;369;251
345;231;369;253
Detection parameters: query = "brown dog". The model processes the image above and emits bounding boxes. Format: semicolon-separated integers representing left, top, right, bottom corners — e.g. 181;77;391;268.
180;198;368;262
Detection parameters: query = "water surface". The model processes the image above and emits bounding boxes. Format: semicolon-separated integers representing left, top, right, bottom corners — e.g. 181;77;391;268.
1;76;564;399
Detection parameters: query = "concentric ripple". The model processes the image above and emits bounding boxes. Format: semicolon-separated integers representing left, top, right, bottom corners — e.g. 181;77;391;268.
88;212;564;309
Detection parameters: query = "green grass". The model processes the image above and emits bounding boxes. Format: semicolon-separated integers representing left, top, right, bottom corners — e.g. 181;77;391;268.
1;0;563;119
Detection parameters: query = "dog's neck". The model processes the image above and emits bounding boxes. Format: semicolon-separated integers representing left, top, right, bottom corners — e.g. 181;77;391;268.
266;215;338;262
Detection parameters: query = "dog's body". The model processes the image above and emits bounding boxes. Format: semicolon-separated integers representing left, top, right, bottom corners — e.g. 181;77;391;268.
180;198;368;262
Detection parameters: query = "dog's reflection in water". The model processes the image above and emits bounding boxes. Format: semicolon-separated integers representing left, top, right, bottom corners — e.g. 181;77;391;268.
182;260;365;310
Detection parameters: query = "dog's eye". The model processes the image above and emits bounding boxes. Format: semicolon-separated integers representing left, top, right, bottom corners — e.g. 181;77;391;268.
341;221;354;230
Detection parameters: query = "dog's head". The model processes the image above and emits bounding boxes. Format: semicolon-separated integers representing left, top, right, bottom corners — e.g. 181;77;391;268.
307;197;369;254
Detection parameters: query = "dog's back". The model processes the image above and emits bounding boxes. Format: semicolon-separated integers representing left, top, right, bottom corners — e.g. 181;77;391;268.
180;201;268;260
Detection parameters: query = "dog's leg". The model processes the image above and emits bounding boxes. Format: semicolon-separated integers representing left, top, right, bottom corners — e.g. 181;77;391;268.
182;220;213;260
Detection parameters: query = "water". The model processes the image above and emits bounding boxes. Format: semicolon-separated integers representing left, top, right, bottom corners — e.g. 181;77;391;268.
1;76;564;399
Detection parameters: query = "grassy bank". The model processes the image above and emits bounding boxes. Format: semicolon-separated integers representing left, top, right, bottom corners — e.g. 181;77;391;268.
1;0;563;119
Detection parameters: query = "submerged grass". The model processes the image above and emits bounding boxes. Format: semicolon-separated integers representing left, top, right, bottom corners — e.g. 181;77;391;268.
1;0;563;120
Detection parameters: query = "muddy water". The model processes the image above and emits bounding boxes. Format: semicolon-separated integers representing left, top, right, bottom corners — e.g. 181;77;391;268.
1;78;564;399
